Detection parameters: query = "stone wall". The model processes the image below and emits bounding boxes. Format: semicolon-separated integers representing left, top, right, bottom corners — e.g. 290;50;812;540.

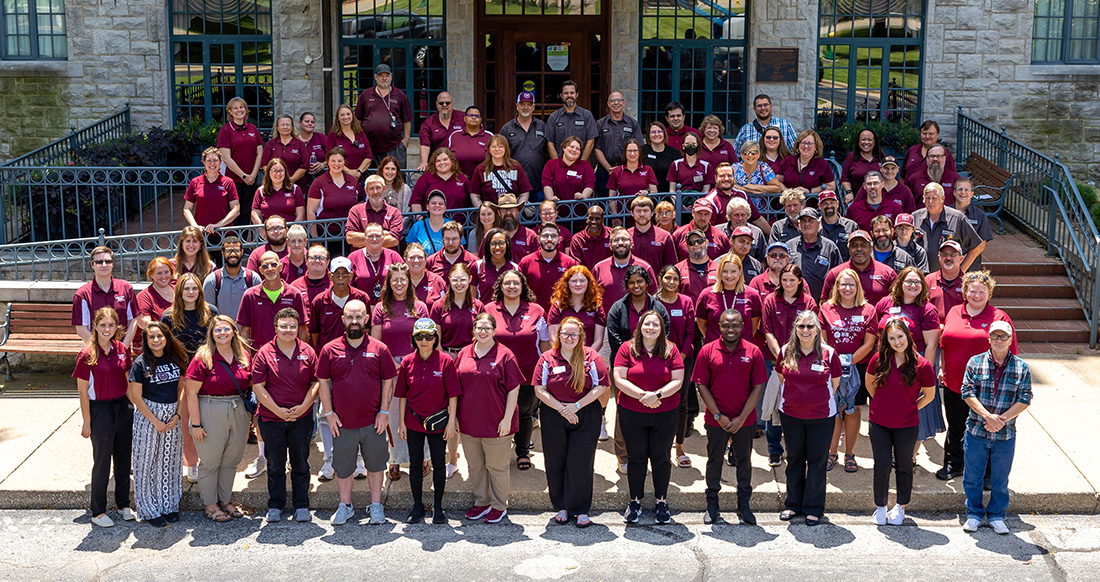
273;0;326;121
446;0;475;115
610;0;640;113
747;0;819;133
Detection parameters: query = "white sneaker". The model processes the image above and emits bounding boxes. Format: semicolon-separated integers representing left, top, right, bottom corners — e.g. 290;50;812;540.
319;461;335;481
872;506;887;526
963;518;982;532
186;465;199;483
119;507;136;521
331;503;354;526
91;514;115;528
990;519;1010;535
445;463;458;480
353;458;368;479
887;505;905;526
245;456;267;479
617;463;628;475
368;502;386;525
599;420;609;441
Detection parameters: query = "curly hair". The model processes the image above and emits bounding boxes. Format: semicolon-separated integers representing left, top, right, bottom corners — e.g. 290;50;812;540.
549;265;603;314
491;269;537;303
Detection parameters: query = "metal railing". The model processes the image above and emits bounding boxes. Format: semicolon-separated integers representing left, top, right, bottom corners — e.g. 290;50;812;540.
1;105;132;168
956;107;1100;346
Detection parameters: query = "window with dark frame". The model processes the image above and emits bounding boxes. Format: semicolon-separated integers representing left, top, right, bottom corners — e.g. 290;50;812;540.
2;0;67;60
1033;0;1100;63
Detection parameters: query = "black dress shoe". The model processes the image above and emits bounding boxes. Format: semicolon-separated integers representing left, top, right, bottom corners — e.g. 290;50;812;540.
406;505;426;524
163;512;180;523
432;509;447;524
737;502;756;526
935;466;963;480
147;515;168;528
704;504;719;525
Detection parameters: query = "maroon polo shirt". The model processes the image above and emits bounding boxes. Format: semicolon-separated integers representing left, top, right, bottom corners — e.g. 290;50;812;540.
666;158;714;192
761;292;820;347
185;350;251;397
251;338;318;422
695;286;762;344
371;300;430;359
290;274;332;307
469;163;533;204
940;304;1018;393
347;200;404;240
419;111;466;153
776;345;843;420
261;137;309;178
236;283;309;348
72;340;131;401
867;352;935;428
184;174;238;227
308;172;363;221
473;259;518;300
409;172;469;210
279;255;307;284
354;86;413;153
394;350;463;433
246;243;289;272
327;130;374;171
508;224;540;261
347;247;403;299
447;129;492;178
675;258;718;298
413;271;448;312
902;143;956;182
672;223;731;261
299;133;328;167
846;197;906;233
699;140;738;171
658;293;696;356
308;286;371;348
907;166;961;207
555;224;573;252
542;158;596;201
135;286;172;321
217;122;262;183
819;302;878;363
252;183;304;223
426;248;479;279
821;260;898;307
455;342;525;438
534;346;608;403
874;298;942;355
317;335;397;429
666;125;701;151
547;303;606;348
628;225;678;271
71;278;137;330
692;338;767;426
613;342;685;414
484;301;549;384
926;270;965;323
856;182;917;214
518;251;578;308
840;152;881;195
607;164;658;196
591;256;657;313
701;187;761;225
777;156;835;191
568;226;612;267
429;298;485;351
748;272;779;297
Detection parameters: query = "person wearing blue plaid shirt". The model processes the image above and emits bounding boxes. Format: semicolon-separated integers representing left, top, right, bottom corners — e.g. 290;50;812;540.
959;321;1032;535
733;94;798;154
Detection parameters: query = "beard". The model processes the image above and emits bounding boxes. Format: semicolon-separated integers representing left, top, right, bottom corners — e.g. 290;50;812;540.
612;247;630;260
268;234;287;247
224;253;242;267
502;215;519;231
928;164;944;183
345;324;365;339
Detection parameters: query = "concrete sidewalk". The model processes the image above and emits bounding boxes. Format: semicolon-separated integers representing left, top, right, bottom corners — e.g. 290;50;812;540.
1;354;1098;515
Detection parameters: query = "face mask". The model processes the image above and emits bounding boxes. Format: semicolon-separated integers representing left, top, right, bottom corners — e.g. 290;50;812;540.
682;144;699;155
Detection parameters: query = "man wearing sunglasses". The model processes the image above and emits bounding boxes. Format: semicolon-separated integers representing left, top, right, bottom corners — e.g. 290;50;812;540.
418;91;465;171
72;246;138;345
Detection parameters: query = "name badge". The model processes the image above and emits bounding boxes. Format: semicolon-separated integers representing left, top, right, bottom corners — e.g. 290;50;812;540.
670;309;683;317
811;364;826;372
552;366;567;374
851;315;864;323
889;306;901;314
816;256;829;266
567;170;579;177
574;120;585;126
535;130;545;137
647;154;657;159
693;175;703;182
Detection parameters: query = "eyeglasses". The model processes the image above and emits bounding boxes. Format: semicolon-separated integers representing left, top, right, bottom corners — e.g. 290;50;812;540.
743;150;760;156
307;255;328;262
413;334;435;342
796;324;817;330
903;280;923;286
989;334;1012;342
213;327;234;334
93;259;114;265
266;225;287;232
467;113;482;118
261;261;281;268
767;253;787;259
763;135;780;140
437;101;452;106
687;239;706;246
559;332;580;339
277;324;299;331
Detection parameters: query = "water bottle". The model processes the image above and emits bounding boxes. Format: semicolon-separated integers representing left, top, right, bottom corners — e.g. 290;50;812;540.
309;151;318;173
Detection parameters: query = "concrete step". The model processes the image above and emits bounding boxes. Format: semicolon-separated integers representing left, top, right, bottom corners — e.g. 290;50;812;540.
994;276;1077;298
985;260;1066;277
997;298;1086;321
1013;319;1092;343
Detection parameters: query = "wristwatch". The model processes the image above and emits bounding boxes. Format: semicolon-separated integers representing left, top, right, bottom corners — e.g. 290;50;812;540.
713;412;722;421
574;402;582;411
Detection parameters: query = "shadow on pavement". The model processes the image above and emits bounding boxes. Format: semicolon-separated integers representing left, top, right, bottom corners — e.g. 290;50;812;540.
878;522;951;550
701;524;780;547
787;520;856;548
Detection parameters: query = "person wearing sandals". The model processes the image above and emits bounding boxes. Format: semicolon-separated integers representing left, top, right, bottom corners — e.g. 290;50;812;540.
614;310;685;525
694;310;767;525
865;318;936;526
776;311;842;527
534;317;609;529
127;322;189;528
185;315;252;522
251;308;320;523
395;319;461;524
318;299;397;526
75;307;136;528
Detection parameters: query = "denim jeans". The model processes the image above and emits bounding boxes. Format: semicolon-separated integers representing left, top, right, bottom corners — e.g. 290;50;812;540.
963;432;1015;521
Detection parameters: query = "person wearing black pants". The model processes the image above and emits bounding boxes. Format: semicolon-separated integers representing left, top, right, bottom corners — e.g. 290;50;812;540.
258;416;315;515
942;387;969;475
89;399;135;520
619;407;680;506
515;385;538;463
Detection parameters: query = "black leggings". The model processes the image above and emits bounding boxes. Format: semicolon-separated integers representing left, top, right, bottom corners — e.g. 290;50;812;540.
869;422;919;507
407;429;447;509
89;398;133;516
619;407;679;500
514;384;537;459
540;403;601;515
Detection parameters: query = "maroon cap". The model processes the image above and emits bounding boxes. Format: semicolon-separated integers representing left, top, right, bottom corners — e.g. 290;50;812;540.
692;199;713;213
517;92;535;103
818;190;838;202
894;213;915;228
882;156;899;167
731;225;753;238
848;229;872;242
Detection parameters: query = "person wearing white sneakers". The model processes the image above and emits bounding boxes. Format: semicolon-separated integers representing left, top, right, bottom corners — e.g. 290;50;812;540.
960;321;1032;535
865;319;935;526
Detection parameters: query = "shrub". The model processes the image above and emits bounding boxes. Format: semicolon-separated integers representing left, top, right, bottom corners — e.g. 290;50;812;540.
817;120;921;158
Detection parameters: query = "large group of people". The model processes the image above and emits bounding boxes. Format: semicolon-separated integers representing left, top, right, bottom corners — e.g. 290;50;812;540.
70;77;1029;535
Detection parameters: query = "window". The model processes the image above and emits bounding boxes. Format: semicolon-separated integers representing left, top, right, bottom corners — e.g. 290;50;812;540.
817;0;925;129
2;0;67;59
340;0;446;134
169;0;274;130
639;0;747;136
1034;0;1100;63
484;0;601;16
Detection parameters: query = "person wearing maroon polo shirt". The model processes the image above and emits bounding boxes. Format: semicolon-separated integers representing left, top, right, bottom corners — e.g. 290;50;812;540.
237;251;310;350
547;265;607;355
328;104;374;178
74;307;135;528
491;193;538;260
251;308;319;523
902;120;957;181
134;257;176;354
672;201;731;261
694;310;767;525
927;240;966;324
518;222;578;308
820;230;899;306
251;158;306;225
456;313;525;524
73;246;138;345
348;223;403;301
427;221;479;279
474;228;519;300
874;267;941;365
666;134;714;195
627;196;677;270
307;147;364;245
675;229;718;298
607;140;658;199
317;300;398;526
593;227;658;314
354;63;413;165
655;265;698;468
906;144;960;207
309;256;370;349
542;136;596;202
534;318;609;528
278;225;309;285
447;105;492;179
615;310;685;524
184;147;241;234
775;311;842;526
411;148;470;212
568;205;612;267
290;245;332;307
840;128;884;197
703;163;769;231
246;215;290;272
847;171;906;233
347;175;403;249
430;262;485;355
469;134;534;206
406;243;448;312
865;319;936;526
261;114;308;185
537;201;573;251
296;112;328;186
664;101;701;151
217;97;263;226
776;130;837;195
418;91;465;170
697;115;738;169
762;264;820;359
696;253;762;345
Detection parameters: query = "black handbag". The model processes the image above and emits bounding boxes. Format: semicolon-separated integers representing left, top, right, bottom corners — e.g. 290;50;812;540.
218;360;257;415
410;407;449;432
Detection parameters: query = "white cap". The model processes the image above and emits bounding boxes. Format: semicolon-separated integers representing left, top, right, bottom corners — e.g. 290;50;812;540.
329;256;352;274
989;321;1013;336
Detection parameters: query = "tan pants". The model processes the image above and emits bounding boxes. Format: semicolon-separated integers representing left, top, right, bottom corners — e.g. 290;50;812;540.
194;396;250;506
461;434;513;510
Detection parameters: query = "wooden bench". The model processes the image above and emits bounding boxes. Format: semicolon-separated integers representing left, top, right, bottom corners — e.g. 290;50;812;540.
964;152;1014;234
0;303;86;380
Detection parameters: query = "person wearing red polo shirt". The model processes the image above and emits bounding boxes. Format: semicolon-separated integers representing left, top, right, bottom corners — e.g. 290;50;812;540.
317;300;398;526
405;243;448;312
664;101;701;151
703;163;770;231
279;224;309;284
430;263;485;357
696;253;762;345
469;134;533;207
627;196;677;271
307;147;364;246
75;307;135;528
447;105;492;179
593;227;658;315
694;310;767;525
418;91;465;170
246;215;290;272
134;257;176;353
762;264;820;363
473;228;519;299
672;201;731;261
217;97;263;226
615;310;685;524
411;148;470;212
329;105;374;178
547;265;608;433
456;313;525;524
184;147;240;234
73;246;138;346
847;171;906;233
354;63;413;165
927;240;966;324
309;256;370;351
776;311;842;527
347;175;403;249
290;244;332;307
251;158;306;225
666;133;714;195
901;120;957;181
237;251;310;350
518;223;578;309
906;144;960;207
776;129;837;195
655;265;698;470
348;223;404;301
251;308;319;523
820;230;898;306
674;229;718;298
494;193;539;260
607;140;658;199
426;221;479;279
534;318;609;528
261;115;308;185
568;205;612;267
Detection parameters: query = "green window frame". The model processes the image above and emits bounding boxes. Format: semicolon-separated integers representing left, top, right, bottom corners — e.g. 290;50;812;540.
2;0;67;60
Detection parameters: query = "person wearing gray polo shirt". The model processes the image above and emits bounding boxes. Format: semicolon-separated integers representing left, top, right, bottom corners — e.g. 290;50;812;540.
594;91;645;197
500;92;551;203
911;183;984;273
202;236;261;321
545;80;598;162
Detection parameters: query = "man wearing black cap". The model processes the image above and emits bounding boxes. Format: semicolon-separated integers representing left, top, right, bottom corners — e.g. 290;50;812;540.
785;208;841;300
354;63;413;166
501;92;550;202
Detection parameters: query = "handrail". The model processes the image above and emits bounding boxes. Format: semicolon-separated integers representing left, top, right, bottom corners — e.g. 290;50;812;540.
2;105;132;168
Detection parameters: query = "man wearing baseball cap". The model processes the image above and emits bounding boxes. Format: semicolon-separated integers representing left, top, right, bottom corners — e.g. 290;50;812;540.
354;63;413;166
673;200;732;261
676;229;720;297
817;190;859;262
853;156;916;213
820;229;898;305
728;225;765;283
893;213;930;272
868;215;916;274
925;240;965;324
786;207;841;300
500;92;551;202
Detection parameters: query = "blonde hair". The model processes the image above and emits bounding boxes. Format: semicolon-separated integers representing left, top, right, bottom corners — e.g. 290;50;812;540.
194;315;250;369
553;317;589;395
826;268;866;307
712;253;745;294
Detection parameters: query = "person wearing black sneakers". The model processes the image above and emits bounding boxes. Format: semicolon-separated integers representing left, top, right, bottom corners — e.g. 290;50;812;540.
694;310;767;525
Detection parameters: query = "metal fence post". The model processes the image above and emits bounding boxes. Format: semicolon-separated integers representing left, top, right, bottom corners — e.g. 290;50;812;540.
98;228;106;248
997;125;1008;170
123;103;131;133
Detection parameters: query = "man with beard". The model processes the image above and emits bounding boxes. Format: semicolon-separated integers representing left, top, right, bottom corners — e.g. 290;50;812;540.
518;222;578;308
820;230;898;306
354;64;413;165
203;235;261;320
892;214;930;272
594;91;645;197
733;94;797;153
911;182;984;273
703;163;770;231
675;229;719;297
346;175;402;249
673;201;731;261
926;240;966;324
290;244;332;306
785;208;841;300
817;190;859;262
247;215;290;271
869;215;916;274
426;221;479;279
545;80;598;161
627;195;678;270
846;171;906;232
769;189;807;244
720;197;768;264
592;227;657;314
664;101;702;150
729;226;765;283
494;193;539;260
907;144;961;207
347;223;404;301
569;204;613;266
500;92;550;202
317;299;397;526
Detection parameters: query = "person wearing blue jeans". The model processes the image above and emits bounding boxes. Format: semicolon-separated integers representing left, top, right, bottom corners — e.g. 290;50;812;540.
959;321;1031;535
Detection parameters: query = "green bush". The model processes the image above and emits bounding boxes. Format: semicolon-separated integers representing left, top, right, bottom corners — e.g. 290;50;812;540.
1091;203;1100;229
1077;181;1097;209
817;120;921;158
